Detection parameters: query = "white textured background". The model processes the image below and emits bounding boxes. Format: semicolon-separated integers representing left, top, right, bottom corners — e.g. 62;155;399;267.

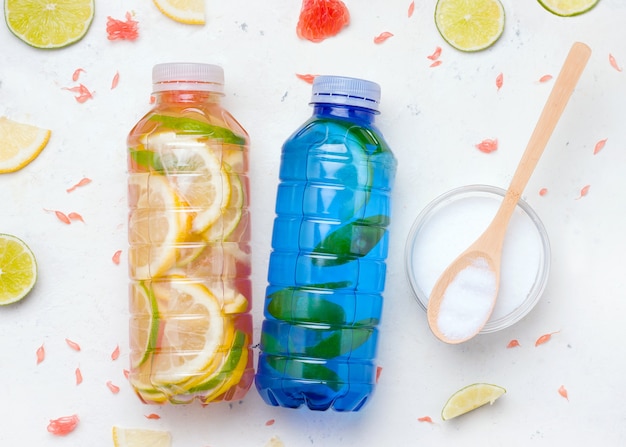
1;0;626;445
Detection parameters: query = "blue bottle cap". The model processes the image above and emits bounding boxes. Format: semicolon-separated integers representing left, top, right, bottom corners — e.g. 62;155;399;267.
152;63;224;94
310;76;381;112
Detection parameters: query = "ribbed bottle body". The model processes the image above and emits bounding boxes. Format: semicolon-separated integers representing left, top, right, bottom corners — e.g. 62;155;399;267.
256;106;396;411
127;86;253;405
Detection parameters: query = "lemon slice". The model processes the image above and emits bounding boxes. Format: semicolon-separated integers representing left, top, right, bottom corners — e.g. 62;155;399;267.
146;132;231;234
0;234;37;305
0;117;51;174
149;282;224;385
537;0;599;16
152;0;205;25
112;426;171;447
4;0;94;49
128;173;188;278
442;383;506;420
435;0;505;52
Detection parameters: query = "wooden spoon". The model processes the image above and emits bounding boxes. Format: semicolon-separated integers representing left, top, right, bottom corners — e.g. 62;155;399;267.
427;42;592;344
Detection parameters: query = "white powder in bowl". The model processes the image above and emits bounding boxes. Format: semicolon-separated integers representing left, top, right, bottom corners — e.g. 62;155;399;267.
406;186;549;333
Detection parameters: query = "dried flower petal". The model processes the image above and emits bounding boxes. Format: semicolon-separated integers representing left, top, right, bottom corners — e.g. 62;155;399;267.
111;71;120;90
417;416;433;423
112;250;122;265
506;339;520;348
374;31;394;44
609;53;622;72
427;46;442;61
106;381;120;394
593;138;607;155
576;185;590;200
295;73;318;84
145;413;161;419
265;419;276;426
75;367;83;385
68;212;84;223
535;331;559;347
72;68;85;82
539;188;548;197
65;338;81;351
558;385;569;401
496;73;503;90
66;177;92;193
539;74;553;83
408;1;415;17
36;344;45;364
111;345;120;360
430;60;442;68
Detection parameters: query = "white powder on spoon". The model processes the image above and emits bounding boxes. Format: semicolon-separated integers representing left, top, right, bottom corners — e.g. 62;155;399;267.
437;257;497;341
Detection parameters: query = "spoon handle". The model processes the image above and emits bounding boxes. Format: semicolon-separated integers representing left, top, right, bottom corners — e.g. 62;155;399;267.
499;42;592;222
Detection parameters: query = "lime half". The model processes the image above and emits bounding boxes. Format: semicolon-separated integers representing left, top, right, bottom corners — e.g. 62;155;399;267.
435;0;505;52
442;383;506;420
537;0;599;16
0;234;37;305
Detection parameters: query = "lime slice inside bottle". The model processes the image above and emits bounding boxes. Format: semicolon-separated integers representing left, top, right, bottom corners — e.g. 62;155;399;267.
537;0;599;16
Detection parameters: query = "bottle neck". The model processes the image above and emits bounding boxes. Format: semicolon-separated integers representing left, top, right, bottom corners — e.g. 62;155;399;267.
153;90;222;105
311;103;378;125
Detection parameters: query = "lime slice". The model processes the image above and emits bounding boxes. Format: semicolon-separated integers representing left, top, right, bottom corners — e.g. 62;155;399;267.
129;282;160;367
5;0;94;49
152;0;205;25
442;383;506;420
112;426;171;447
435;0;505;52
0;117;51;174
537;0;599;16
0;234;37;305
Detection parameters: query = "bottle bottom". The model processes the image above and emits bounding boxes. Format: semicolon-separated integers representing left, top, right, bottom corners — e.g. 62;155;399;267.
255;374;374;412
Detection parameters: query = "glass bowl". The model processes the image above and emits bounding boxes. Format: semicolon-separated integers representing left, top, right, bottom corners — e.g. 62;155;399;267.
404;184;551;334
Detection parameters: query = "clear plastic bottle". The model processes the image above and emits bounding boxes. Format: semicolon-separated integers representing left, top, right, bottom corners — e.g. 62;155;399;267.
255;76;397;411
127;63;253;405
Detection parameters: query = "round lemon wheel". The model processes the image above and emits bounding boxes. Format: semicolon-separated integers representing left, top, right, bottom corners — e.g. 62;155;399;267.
0;117;51;174
0;234;37;305
441;383;506;420
152;0;205;25
537;0;599;16
435;0;505;52
4;0;94;49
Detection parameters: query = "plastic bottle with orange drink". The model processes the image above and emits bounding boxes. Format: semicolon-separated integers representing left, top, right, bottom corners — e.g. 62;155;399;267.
127;63;253;404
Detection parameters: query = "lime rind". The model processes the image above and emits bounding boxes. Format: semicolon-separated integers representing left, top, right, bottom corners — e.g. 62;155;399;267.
434;0;505;52
537;0;599;16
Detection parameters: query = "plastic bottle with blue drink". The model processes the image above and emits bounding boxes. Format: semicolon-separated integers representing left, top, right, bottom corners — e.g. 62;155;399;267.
255;75;397;411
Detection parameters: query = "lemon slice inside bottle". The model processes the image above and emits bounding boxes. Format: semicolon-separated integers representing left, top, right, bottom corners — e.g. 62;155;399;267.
128;173;188;278
149;281;225;386
146;132;231;234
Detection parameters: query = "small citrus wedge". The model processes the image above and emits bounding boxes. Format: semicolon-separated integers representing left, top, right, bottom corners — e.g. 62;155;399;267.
441;383;506;420
435;0;505;52
112;426;171;447
537;0;599;16
0;117;51;174
152;0;205;25
4;0;94;49
0;234;37;305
